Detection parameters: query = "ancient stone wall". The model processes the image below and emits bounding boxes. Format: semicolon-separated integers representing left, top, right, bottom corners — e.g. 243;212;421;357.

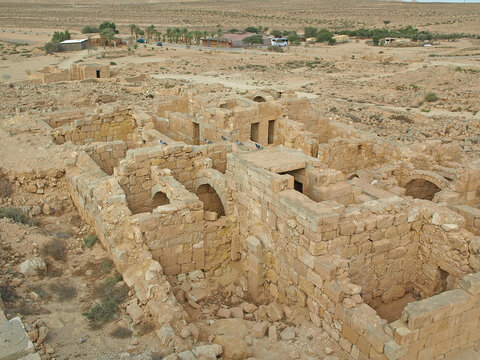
53;106;137;145
65;151;191;343
116;143;230;215
226;147;480;360
82;141;127;175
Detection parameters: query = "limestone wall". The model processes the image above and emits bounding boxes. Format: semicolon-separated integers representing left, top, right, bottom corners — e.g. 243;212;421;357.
40;109;87;129
82;141;127;175
53;106;137;145
226;148;480;360
116;143;231;215
65;151;191;342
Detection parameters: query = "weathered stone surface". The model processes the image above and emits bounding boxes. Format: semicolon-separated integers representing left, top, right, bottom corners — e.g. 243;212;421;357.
19;258;46;277
214;335;252;360
0;317;35;360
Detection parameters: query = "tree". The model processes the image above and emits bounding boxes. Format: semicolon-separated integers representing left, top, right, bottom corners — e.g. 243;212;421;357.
100;28;115;48
270;30;283;38
145;25;156;44
216;28;223;37
242;34;263;44
228;28;239;34
193;30;203;45
52;30;70;43
316;28;333;43
82;25;99;34
304;26;318;38
99;21;118;34
244;26;259;34
287;31;300;45
383;20;391;26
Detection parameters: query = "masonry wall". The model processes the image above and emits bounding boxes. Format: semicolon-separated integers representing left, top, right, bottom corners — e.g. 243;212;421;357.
116;143;231;215
82;141;127;175
65;151;189;338
226;149;480;360
53;106;137;145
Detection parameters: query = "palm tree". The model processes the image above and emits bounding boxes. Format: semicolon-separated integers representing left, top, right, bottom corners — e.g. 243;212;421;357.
129;24;137;46
185;31;193;46
193;30;202;45
154;30;162;43
145;24;156;44
216;28;223;38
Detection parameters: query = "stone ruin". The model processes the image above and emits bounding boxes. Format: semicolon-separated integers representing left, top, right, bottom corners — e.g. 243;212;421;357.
37;84;480;359
25;63;110;84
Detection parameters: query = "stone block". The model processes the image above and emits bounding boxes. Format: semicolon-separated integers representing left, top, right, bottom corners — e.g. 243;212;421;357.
251;321;268;339
460;273;480;296
324;281;345;303
384;340;407;360
314;258;337;281
364;323;389;354
0;317;35;360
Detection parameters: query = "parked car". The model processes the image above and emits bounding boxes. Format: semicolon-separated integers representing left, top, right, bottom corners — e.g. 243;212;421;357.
157;41;163;47
137;38;145;43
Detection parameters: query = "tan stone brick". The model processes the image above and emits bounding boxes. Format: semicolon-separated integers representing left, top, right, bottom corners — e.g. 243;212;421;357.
314;258;337;281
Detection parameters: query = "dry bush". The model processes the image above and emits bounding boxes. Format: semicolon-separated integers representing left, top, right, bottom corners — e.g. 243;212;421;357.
50;283;77;301
0;169;12;198
110;326;133;339
41;239;66;261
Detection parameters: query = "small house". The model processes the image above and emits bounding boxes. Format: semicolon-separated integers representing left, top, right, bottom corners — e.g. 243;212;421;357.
60;39;88;51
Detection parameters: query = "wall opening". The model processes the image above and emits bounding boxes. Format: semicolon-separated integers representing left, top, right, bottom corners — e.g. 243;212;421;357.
253;96;266;103
250;122;259;143
196;184;225;217
192;122;200;145
152;191;170;208
96;70;101;78
294;180;303;193
404;178;441;200
129;191;170;215
268;120;275;145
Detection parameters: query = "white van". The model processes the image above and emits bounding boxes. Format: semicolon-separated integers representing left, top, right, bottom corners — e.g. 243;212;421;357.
271;38;288;47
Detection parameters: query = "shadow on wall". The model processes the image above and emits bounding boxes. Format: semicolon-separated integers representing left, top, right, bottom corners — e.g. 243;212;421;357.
196;184;225;217
404;178;441;200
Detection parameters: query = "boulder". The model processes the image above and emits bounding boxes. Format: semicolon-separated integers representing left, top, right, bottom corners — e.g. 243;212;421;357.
214;335;252;360
19;258;47;277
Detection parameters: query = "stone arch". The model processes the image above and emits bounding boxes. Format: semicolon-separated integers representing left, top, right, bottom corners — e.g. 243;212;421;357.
195;175;230;216
253;96;266;103
196;184;225;216
151;191;170;208
402;171;449;200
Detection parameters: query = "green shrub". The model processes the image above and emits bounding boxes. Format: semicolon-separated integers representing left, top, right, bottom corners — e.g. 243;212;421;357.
0;207;30;224
421;108;431;113
268;46;283;52
81;25;100;34
83;298;117;324
44;41;62;54
424;92;439;102
83;234;98;248
244;26;259;34
242;35;263;44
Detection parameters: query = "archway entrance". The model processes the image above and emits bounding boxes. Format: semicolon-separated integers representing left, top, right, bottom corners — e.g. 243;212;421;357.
152;191;170;208
253;96;266;103
404;178;441;200
196;184;225;217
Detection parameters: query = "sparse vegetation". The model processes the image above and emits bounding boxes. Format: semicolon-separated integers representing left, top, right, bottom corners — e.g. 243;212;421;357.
84;274;127;326
81;25;100;34
0;207;31;225
83;234;98;248
111;326;133;339
41;239;67;260
49;283;77;301
424;92;439;103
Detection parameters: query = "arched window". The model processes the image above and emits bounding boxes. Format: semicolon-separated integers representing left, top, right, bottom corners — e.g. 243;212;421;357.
404;179;440;200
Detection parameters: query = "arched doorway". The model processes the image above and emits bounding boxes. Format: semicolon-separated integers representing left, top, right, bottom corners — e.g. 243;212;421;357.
253;96;266;103
196;184;225;217
404;178;441;200
151;191;170;208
